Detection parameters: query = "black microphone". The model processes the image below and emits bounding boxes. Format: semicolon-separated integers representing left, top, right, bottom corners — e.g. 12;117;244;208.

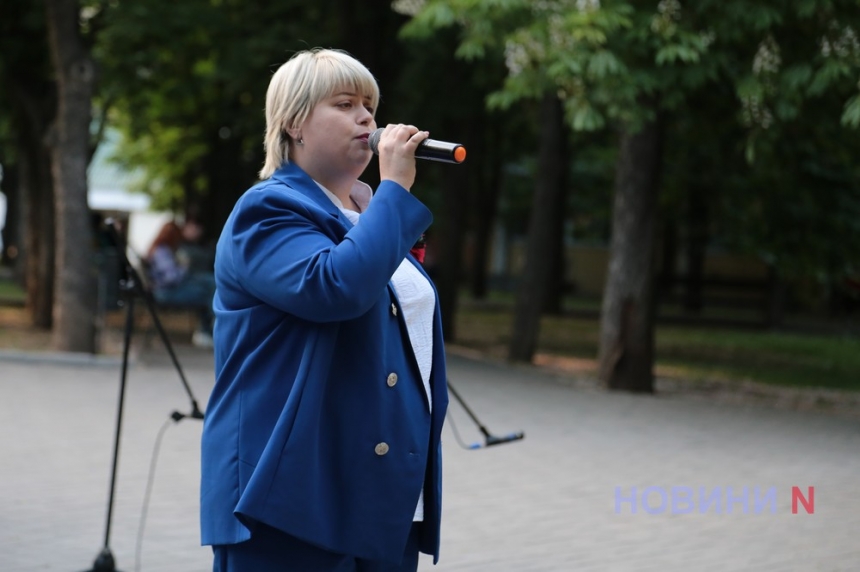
367;128;466;164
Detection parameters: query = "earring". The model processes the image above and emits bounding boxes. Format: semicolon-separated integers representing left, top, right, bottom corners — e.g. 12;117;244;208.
297;136;304;146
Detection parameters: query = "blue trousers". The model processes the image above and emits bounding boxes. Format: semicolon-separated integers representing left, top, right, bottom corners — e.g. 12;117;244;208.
212;522;422;572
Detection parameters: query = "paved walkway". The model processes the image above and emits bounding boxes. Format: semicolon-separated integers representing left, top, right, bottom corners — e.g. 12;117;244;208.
1;345;858;571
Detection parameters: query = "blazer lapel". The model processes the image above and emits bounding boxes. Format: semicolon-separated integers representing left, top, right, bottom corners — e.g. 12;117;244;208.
271;162;356;231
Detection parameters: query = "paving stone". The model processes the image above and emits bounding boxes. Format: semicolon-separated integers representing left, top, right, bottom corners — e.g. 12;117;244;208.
1;348;858;572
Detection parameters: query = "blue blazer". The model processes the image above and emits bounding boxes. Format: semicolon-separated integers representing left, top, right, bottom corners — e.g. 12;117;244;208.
200;162;448;564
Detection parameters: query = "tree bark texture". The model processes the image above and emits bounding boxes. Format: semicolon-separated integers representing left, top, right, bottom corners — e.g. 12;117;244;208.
9;77;57;327
20;129;56;328
431;50;483;343
2;0;58;320
542;141;569;315
436;163;469;342
597;115;664;393
684;186;709;313
468;120;502;301
657;218;677;295
45;0;97;352
508;94;567;362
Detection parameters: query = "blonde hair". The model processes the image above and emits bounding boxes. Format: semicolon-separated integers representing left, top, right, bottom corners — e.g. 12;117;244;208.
259;48;381;179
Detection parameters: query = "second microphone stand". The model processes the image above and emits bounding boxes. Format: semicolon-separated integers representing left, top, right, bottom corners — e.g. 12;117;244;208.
80;220;204;572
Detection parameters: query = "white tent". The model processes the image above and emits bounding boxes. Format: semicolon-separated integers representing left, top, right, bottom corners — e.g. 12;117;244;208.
87;129;171;255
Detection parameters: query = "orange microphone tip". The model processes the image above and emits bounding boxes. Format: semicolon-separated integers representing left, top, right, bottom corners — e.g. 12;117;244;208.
454;146;467;163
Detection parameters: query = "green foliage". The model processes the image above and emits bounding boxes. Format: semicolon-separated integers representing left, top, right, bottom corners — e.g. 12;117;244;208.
843;94;860;128
808;60;853;96
4;0;860;312
407;0;860;140
405;0;860;291
94;0;351;213
0;0;53;153
405;0;718;132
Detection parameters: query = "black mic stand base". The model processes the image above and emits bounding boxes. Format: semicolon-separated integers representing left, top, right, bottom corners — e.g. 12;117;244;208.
81;547;122;572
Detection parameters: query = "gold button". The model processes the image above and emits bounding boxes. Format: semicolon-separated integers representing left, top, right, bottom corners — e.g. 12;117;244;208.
391;303;398;316
386;373;398;387
375;442;389;456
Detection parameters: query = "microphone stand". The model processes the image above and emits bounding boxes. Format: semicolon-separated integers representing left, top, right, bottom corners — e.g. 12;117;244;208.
447;380;524;449
80;219;204;572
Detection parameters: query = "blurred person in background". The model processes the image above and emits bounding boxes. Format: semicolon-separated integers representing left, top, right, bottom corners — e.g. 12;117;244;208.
146;218;216;347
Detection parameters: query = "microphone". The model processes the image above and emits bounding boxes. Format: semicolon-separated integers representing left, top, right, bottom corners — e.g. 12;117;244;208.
368;128;466;164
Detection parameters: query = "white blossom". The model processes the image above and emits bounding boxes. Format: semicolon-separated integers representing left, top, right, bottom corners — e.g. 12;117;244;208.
391;0;425;17
753;36;781;76
820;22;860;59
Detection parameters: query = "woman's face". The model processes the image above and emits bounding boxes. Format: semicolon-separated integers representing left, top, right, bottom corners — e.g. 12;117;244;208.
182;221;203;242
294;89;377;181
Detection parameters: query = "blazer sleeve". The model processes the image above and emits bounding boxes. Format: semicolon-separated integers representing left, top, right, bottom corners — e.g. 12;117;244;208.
226;179;432;322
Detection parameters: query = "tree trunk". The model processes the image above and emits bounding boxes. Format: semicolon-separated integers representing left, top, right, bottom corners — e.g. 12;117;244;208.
683;186;708;313
430;44;483;343
435;163;469;342
9;76;58;326
542;145;569;315
3;0;58;315
508;93;567;362
469;122;502;301
597;114;664;393
657;217;677;302
20;129;56;328
766;264;785;328
45;0;97;352
203;128;250;238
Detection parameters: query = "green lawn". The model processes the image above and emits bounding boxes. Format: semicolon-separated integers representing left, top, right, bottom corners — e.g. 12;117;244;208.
0;278;25;303
455;301;860;392
655;328;860;390
3;274;857;391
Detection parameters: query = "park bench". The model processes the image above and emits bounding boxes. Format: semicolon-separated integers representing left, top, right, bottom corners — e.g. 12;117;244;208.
95;246;203;349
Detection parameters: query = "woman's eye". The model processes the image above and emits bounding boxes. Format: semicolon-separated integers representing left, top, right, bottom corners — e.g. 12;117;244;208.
365;106;375;114
337;101;352;109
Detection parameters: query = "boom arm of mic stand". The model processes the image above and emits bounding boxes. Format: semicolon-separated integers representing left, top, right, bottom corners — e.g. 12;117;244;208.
137;282;205;419
105;219;204;420
447;379;524;448
447;381;491;440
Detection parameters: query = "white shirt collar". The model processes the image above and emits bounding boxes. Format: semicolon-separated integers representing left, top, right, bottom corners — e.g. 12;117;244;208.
315;180;372;213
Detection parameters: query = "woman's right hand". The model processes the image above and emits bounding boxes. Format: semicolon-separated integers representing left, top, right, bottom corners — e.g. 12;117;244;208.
376;124;429;192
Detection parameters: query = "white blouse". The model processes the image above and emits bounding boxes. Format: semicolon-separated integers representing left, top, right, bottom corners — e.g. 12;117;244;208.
318;181;436;521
